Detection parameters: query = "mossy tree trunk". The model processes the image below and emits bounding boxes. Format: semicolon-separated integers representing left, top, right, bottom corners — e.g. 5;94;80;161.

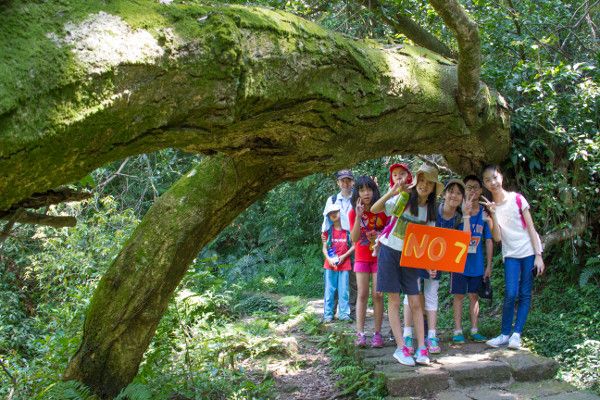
0;2;511;398
63;154;281;398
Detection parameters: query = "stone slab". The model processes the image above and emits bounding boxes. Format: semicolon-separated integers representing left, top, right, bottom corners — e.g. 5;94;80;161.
377;364;450;396
435;390;472;400
360;346;396;359
542;391;600;400
508;380;577;398
467;388;520;400
443;360;512;387
362;354;397;368
490;350;559;381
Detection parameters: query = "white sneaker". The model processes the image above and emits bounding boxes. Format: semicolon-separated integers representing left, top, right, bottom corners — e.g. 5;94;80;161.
415;346;431;365
508;333;522;349
393;346;416;366
486;334;509;348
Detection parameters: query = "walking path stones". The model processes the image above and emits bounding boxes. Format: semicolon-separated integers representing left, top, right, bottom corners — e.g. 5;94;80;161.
309;300;600;400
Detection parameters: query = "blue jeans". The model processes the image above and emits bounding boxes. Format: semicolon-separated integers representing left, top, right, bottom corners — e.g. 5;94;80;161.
501;256;535;335
324;269;350;320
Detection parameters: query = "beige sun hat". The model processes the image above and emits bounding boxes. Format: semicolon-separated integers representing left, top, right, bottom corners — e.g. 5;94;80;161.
443;178;466;193
409;163;444;197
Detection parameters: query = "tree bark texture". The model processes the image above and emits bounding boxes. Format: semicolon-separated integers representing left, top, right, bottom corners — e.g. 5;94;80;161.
1;2;509;213
429;0;482;126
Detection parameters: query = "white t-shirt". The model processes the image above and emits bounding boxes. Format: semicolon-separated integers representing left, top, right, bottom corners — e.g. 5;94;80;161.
378;194;434;251
321;192;353;232
495;191;535;259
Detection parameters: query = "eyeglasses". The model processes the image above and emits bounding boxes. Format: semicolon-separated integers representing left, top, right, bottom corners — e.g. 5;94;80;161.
465;185;481;191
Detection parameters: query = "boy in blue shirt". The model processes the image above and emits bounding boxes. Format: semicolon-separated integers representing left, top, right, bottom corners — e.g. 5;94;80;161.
451;175;494;343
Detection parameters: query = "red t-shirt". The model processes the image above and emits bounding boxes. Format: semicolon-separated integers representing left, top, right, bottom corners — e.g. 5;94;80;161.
323;228;352;271
349;209;389;262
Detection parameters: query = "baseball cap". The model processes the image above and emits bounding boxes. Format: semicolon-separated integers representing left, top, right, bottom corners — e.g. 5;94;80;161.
335;169;354;180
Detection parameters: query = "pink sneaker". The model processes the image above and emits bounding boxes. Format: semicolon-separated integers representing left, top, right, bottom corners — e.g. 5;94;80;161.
355;332;367;347
370;332;384;348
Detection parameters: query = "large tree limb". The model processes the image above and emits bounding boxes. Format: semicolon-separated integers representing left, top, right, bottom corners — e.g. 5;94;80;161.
0;210;76;228
359;0;456;59
0;3;509;212
0;187;92;218
428;0;482;126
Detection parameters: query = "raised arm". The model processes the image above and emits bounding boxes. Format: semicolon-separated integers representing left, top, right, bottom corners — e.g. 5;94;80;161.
350;200;363;243
480;196;501;242
371;180;403;213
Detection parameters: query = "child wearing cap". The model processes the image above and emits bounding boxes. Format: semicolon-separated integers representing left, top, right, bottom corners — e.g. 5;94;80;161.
349;176;389;347
371;163;441;366
451;175;493;344
322;202;355;322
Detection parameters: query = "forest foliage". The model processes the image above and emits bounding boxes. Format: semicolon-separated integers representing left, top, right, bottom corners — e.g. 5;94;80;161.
0;0;598;399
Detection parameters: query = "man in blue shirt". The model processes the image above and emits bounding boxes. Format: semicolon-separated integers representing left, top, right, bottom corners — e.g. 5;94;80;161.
451;175;494;343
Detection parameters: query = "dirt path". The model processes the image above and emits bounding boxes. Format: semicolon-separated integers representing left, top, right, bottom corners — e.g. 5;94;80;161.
273;300;349;400
244;299;349;400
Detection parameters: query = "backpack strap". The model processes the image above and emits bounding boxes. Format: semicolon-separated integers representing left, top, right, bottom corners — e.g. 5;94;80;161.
453;207;463;230
515;193;527;229
326;225;334;249
331;194;338;205
381;216;396;239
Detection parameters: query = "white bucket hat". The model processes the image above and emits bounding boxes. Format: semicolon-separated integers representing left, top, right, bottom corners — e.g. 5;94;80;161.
323;202;342;216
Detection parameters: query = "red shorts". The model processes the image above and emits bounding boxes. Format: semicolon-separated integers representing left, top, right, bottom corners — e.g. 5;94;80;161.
354;261;378;274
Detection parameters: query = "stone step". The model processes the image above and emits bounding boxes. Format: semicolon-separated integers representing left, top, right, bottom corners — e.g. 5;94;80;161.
360;342;559;397
385;380;600;400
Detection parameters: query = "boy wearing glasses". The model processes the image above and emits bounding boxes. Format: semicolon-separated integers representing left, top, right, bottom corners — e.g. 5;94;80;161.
451;175;494;343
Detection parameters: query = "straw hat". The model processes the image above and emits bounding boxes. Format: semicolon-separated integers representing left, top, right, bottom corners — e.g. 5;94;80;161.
409;163;444;197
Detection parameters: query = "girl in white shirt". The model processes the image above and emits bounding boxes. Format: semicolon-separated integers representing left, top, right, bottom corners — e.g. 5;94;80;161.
480;165;545;350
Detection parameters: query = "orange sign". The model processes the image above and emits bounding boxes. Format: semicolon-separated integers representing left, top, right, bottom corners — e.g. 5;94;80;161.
400;223;471;273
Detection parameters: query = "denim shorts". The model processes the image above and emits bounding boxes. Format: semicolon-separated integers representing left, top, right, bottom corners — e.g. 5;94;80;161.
376;244;420;295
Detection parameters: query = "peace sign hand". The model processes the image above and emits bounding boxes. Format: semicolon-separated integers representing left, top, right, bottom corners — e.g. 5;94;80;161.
356;198;365;217
479;195;496;214
462;192;476;215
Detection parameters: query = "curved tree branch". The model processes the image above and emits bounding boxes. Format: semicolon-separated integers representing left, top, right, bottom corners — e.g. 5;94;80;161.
542;213;588;251
429;0;482;126
0;210;76;228
0;187;93;217
0;3;512;397
359;0;456;59
0;3;510;212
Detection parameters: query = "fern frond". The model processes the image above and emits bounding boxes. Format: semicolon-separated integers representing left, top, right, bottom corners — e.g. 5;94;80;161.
115;382;153;400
